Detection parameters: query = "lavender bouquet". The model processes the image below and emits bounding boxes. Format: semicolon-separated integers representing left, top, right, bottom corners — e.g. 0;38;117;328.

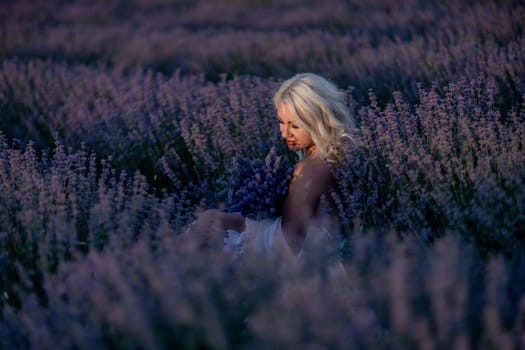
219;147;293;220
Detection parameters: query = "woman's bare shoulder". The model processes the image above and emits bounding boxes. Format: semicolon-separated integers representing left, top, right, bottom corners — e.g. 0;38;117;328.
291;158;333;190
294;157;332;174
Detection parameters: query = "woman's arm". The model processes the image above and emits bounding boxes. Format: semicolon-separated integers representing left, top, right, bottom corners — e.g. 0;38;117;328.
281;159;332;254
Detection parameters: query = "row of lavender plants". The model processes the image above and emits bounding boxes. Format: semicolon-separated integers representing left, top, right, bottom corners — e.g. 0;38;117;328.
2;217;524;349
0;135;193;309
2;0;524;104
1;58;523;250
0;60;283;199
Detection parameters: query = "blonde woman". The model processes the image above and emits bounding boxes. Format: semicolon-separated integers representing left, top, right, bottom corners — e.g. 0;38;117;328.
189;73;356;264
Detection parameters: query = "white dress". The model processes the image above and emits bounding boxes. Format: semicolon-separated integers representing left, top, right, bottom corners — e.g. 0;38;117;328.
223;198;347;279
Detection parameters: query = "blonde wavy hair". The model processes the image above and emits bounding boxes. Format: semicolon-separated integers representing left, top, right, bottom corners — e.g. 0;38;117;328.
273;73;356;164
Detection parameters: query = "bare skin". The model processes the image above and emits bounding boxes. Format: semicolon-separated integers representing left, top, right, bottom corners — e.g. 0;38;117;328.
280;154;333;254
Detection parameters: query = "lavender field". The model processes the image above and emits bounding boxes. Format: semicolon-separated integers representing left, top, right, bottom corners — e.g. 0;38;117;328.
1;0;524;348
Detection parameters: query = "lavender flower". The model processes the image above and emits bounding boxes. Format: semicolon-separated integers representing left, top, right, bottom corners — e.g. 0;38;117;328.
219;147;292;220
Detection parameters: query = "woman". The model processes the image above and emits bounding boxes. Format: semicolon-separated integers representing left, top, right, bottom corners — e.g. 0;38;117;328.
188;73;355;264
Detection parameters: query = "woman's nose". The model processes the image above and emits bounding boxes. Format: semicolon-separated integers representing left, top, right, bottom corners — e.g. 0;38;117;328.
281;125;291;138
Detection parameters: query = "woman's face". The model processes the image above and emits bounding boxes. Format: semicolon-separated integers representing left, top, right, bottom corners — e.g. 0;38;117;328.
277;102;315;153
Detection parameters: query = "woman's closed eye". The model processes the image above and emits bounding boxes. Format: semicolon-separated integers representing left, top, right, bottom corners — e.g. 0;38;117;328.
279;120;300;129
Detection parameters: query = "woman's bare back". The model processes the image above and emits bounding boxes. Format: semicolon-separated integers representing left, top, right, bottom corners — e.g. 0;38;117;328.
280;157;335;253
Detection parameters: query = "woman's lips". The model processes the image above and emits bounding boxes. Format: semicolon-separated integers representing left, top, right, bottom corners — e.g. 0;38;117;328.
286;140;296;145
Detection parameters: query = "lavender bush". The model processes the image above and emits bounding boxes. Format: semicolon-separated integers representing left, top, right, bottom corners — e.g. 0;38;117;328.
353;77;525;254
0;134;192;311
0;60;281;200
